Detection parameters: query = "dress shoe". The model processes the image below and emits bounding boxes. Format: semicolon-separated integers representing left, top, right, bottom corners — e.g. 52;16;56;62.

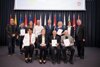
29;59;33;63
39;60;42;64
69;60;74;64
43;60;46;64
25;59;28;63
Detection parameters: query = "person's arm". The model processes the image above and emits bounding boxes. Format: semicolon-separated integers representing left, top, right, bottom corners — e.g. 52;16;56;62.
82;26;85;42
6;25;12;37
22;34;27;48
31;34;36;46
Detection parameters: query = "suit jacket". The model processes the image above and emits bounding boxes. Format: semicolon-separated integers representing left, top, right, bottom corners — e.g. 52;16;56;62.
45;25;54;36
22;33;35;48
38;35;48;47
66;26;74;38
6;24;17;38
75;25;85;41
61;35;74;46
50;35;61;45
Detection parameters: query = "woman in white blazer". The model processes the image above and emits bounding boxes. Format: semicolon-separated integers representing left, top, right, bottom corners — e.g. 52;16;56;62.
22;28;35;63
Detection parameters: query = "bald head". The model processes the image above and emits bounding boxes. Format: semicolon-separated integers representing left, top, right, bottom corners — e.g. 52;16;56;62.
77;19;82;26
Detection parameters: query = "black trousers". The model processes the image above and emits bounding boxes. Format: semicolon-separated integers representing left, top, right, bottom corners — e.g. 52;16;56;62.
19;36;24;52
76;40;84;58
51;46;61;62
62;46;75;61
39;47;47;60
24;45;34;58
8;37;15;55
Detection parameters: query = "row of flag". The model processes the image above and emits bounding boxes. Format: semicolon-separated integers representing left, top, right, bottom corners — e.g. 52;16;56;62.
10;14;81;30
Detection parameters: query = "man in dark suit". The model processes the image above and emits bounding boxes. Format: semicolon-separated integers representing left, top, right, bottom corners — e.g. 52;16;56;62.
17;22;27;54
50;30;61;64
45;19;54;57
38;29;48;64
6;18;17;56
45;19;54;37
75;19;85;59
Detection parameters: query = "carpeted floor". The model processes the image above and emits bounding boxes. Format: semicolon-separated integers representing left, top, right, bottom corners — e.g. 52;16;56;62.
0;46;100;67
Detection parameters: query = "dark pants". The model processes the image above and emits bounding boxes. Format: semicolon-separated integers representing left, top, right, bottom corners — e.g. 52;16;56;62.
51;46;61;62
62;46;75;61
8;37;15;55
19;36;24;53
76;40;84;58
39;47;47;60
24;45;34;58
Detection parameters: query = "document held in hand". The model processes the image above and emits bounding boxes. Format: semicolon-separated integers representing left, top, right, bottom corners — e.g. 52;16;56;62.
20;29;25;36
57;29;63;35
64;39;70;47
52;40;57;47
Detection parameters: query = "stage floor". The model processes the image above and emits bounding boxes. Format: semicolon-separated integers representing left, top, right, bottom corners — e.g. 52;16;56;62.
0;46;100;67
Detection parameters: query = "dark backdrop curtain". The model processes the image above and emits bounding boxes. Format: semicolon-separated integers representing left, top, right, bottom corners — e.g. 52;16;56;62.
0;0;99;47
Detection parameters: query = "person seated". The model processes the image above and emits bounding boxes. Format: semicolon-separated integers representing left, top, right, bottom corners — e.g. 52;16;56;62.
22;28;35;63
38;29;48;64
61;30;75;64
50;30;61;64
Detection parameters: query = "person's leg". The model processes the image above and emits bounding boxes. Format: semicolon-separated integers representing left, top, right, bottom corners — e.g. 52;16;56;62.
80;41;84;59
57;46;61;64
19;36;23;54
39;47;43;63
12;37;15;54
62;47;67;63
76;41;81;57
69;47;75;64
29;45;34;63
43;47;47;64
51;47;55;62
24;46;29;63
8;38;12;55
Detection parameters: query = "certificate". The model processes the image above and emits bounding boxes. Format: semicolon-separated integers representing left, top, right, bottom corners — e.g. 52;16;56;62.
57;29;63;35
52;40;57;47
64;39;70;47
20;29;25;36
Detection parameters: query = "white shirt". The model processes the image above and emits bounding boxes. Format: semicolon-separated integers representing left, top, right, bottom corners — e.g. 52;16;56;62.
33;25;44;37
22;33;35;48
42;36;45;44
67;26;71;35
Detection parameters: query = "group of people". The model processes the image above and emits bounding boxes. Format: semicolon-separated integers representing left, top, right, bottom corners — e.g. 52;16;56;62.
6;18;85;64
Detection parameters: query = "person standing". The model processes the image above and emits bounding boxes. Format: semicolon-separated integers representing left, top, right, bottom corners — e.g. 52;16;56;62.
17;22;26;54
6;18;17;56
75;19;85;59
33;20;44;57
